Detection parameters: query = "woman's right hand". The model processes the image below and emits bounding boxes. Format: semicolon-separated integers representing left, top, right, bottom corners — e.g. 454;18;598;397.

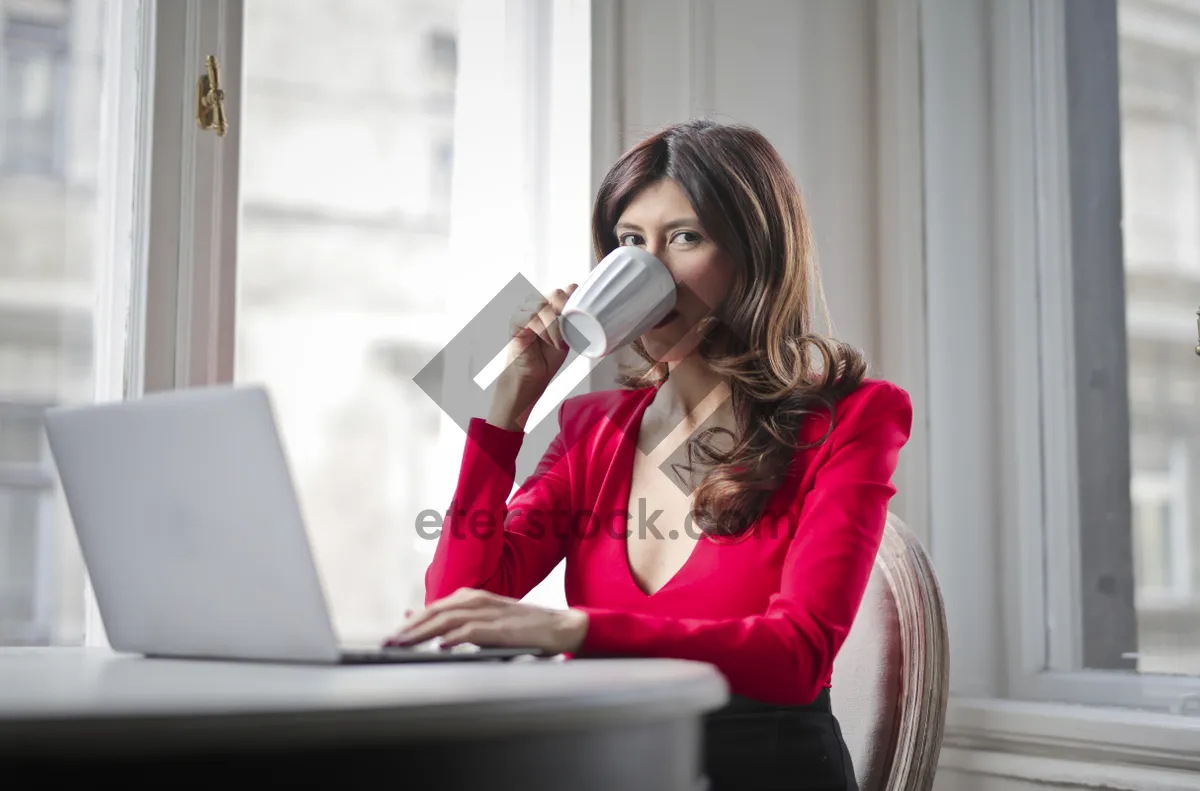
487;284;578;432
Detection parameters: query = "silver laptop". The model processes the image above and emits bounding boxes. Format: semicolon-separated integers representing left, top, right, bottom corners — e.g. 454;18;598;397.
43;384;545;664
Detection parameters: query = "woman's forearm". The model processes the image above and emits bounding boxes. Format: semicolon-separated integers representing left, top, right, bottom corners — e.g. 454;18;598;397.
486;382;531;433
423;418;570;604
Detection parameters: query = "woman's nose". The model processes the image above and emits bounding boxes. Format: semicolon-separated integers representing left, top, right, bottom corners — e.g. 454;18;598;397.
650;250;680;281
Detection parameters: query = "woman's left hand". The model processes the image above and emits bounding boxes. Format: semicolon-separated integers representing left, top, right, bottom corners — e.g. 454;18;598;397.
385;587;589;655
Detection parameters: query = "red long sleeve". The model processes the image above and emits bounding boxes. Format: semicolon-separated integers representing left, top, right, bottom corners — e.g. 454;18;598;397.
571;384;912;705
423;410;572;603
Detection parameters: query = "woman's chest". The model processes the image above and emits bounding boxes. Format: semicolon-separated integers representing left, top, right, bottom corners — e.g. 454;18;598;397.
622;449;703;597
562;407;822;615
570;453;804;615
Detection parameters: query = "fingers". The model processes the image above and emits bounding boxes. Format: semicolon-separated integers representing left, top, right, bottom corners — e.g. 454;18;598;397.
510;301;540;341
544;284;577;341
510;285;578;353
525;309;559;352
415;587;496;621
537;293;566;352
391;606;505;647
382;587;566;653
390;588;504;644
507;304;544;362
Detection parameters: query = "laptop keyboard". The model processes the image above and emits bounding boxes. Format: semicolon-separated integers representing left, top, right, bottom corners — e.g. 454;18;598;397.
341;647;450;663
340;644;544;663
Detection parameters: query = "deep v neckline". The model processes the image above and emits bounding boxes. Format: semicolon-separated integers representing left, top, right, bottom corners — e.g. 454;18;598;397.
613;386;707;599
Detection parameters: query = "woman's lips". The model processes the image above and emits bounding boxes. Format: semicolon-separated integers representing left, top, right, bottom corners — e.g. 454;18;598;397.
652;310;680;330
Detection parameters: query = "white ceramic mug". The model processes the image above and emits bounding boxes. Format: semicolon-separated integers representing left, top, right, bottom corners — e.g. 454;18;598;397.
558;246;677;359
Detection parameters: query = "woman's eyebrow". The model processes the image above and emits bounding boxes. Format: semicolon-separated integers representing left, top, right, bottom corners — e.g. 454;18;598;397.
614;217;702;233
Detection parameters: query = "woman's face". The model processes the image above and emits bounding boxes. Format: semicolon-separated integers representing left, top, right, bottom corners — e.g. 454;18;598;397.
613;178;735;364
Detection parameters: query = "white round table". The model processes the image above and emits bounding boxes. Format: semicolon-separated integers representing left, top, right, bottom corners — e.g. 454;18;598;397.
0;647;729;790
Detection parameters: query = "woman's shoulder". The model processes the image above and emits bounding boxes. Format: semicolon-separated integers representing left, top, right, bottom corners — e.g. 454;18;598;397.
790;376;911;448
822;376;913;443
839;377;911;412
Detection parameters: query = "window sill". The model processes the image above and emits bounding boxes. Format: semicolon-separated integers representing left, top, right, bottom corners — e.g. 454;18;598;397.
938;746;1200;791
945;696;1200;776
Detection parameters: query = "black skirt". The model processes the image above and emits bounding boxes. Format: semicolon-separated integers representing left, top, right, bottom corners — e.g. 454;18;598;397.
700;688;859;791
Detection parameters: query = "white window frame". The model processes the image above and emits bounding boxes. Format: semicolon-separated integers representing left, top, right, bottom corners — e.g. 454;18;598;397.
84;0;243;647
925;0;1200;776
992;0;1200;716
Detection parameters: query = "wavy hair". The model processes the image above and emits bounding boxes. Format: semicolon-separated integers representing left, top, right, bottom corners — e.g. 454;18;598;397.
592;119;867;537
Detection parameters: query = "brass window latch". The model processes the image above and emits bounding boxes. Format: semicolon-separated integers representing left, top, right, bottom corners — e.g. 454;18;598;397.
196;55;228;136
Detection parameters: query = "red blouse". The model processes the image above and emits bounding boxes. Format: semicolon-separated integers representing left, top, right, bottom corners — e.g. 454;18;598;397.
424;378;913;705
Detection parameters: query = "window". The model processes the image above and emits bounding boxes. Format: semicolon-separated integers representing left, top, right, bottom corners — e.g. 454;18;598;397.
235;0;468;643
1120;39;1200;277
920;0;1200;717
1077;0;1200;679
0;0;139;648
0;0;584;651
0;402;54;643
1;2;69;176
233;0;591;644
1130;440;1192;605
998;0;1200;709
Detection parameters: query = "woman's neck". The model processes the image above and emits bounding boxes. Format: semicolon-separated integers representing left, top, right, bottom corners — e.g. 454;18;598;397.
655;355;732;431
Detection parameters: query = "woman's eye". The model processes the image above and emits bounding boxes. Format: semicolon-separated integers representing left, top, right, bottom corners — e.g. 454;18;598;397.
672;231;702;245
618;233;643;246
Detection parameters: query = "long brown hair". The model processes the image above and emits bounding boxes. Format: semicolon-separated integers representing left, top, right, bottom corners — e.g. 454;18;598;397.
592;119;867;537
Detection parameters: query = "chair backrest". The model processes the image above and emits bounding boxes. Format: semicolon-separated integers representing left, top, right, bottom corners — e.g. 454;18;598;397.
831;512;949;791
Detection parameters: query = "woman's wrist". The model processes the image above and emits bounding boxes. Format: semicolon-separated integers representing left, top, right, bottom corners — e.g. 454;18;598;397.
485;410;525;433
487;381;536;433
555;608;589;654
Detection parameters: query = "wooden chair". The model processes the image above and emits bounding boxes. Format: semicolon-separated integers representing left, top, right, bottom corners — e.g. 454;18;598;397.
831;512;950;791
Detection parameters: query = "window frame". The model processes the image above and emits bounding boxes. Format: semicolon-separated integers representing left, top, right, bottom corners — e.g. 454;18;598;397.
83;0;245;647
922;0;1200;734
921;0;1200;775
997;0;1200;713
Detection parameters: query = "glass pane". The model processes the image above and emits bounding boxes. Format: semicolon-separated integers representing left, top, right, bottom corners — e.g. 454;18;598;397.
235;0;463;644
1116;0;1200;675
2;11;68;176
0;0;115;646
0;487;44;625
0;404;49;464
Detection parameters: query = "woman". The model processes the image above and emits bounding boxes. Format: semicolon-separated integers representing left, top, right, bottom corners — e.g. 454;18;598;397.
388;119;911;790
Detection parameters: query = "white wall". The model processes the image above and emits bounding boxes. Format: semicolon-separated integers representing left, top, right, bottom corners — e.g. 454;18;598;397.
594;0;880;358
